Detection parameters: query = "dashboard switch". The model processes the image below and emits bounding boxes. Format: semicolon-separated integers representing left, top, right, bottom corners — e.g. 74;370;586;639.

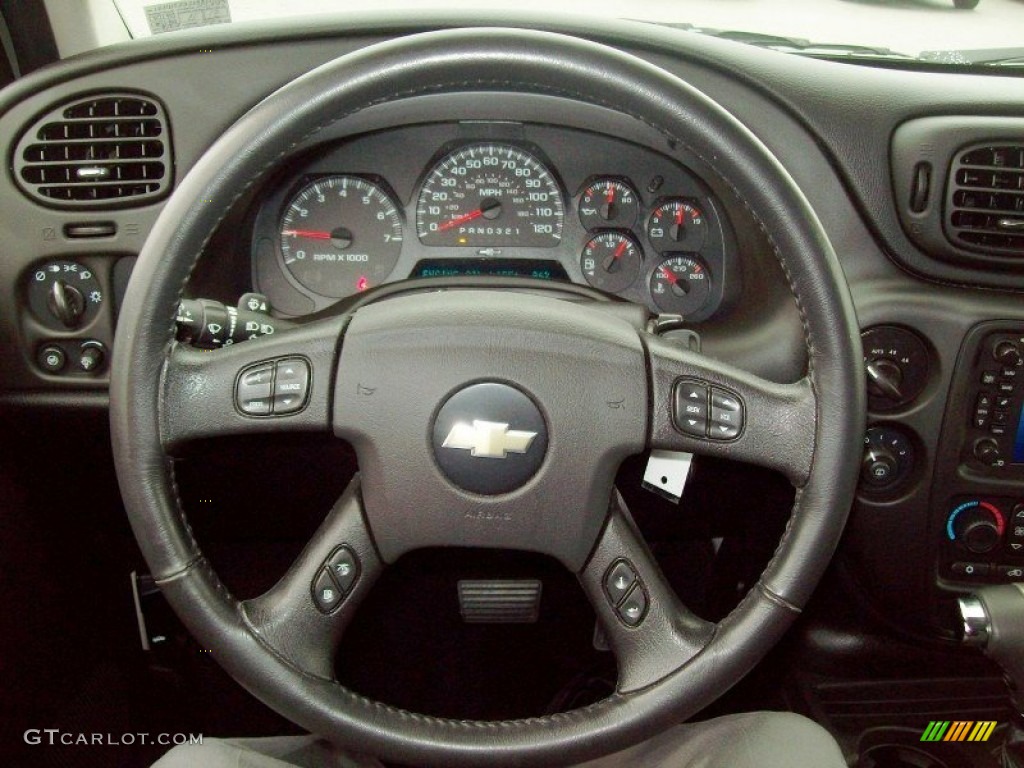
604;560;637;606
312;567;344;613
37;345;66;373
974;437;1003;467
997;565;1024;582
951;562;990;579
709;387;743;438
673;380;708;437
78;341;105;373
236;363;274;416
326;546;359;595
617;585;648;627
273;358;310;414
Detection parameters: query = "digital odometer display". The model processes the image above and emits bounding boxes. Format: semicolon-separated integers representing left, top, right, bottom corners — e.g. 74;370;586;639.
415;144;564;247
412;259;568;281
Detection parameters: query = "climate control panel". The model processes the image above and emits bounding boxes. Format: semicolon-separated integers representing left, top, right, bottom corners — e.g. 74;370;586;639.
941;496;1024;583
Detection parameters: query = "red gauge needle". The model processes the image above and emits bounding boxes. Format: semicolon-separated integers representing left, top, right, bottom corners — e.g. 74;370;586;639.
602;239;630;272
605;186;616;204
438;208;484;232
659;266;679;285
282;229;333;240
675;206;685;225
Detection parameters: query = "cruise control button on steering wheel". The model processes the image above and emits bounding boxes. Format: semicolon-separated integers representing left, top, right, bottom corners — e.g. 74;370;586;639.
433;382;548;495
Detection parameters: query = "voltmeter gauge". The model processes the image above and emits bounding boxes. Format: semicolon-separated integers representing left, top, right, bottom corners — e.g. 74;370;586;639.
647;199;708;253
581;232;642;294
578;179;639;230
649;254;711;315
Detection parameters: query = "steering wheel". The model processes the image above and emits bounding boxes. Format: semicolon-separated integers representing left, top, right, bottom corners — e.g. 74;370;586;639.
110;27;864;767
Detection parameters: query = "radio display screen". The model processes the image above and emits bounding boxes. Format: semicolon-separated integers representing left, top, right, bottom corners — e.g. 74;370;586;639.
1014;406;1024;463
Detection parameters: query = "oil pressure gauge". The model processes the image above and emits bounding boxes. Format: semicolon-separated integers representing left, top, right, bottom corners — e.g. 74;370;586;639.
578;179;639;230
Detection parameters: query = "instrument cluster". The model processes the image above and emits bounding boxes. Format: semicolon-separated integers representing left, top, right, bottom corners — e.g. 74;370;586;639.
250;123;736;319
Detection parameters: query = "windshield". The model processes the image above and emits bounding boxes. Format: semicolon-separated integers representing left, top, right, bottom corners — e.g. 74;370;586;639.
54;0;1024;62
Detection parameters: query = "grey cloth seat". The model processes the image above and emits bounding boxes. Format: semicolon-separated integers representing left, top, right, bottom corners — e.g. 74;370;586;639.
152;712;847;768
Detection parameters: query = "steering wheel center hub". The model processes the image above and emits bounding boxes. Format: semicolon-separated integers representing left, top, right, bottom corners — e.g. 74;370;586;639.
432;382;548;495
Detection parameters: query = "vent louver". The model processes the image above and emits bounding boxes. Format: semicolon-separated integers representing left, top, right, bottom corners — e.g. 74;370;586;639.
947;144;1024;255
13;94;172;208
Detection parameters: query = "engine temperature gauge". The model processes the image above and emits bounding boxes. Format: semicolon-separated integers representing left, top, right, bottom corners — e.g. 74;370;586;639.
650;255;711;315
581;232;642;293
647;199;707;253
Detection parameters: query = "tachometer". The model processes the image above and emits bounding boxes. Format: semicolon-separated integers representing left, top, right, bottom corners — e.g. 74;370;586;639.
416;144;563;247
279;175;402;299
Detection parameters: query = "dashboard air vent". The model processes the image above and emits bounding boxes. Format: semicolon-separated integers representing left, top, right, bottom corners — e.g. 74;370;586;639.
947;144;1024;255
13;94;172;208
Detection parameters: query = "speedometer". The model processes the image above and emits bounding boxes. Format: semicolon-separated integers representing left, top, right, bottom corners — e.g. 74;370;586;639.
416;144;563;247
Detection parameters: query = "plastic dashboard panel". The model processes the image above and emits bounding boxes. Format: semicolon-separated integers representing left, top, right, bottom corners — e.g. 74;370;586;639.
1;14;1024;640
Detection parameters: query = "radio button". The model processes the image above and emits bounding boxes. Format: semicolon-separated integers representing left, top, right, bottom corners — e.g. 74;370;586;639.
982;370;999;386
974;438;1002;466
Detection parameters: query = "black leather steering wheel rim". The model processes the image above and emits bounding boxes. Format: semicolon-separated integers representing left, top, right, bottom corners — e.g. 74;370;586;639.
110;27;864;767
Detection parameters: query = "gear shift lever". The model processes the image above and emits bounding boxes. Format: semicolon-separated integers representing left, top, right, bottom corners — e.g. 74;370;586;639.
959;585;1024;767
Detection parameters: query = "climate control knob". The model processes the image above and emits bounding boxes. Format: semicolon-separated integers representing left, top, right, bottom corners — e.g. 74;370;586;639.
947;500;1005;555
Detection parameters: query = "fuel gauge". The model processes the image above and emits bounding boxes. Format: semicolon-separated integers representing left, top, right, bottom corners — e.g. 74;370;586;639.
581;232;642;294
650;254;711;315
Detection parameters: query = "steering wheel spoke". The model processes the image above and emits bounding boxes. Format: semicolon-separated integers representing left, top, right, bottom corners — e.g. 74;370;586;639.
646;334;817;487
580;493;715;693
159;316;347;450
241;478;381;679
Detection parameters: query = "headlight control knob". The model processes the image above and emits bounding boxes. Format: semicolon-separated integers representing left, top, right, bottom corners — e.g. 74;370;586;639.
47;279;86;328
27;261;103;331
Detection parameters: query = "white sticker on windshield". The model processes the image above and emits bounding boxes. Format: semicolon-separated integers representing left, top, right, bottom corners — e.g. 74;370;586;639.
145;0;231;35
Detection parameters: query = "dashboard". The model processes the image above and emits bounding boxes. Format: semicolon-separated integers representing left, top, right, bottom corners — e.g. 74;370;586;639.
249;123;733;319
3;12;1024;654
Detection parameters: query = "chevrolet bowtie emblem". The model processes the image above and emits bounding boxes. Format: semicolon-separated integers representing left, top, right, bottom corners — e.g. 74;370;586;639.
442;420;538;459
